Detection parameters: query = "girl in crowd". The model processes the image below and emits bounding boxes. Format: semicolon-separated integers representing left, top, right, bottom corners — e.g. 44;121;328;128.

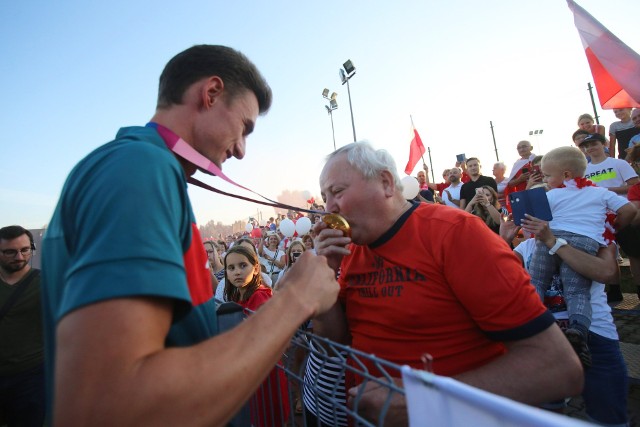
258;232;284;284
214;238;271;302
464;185;507;234
275;240;306;286
301;234;316;254
223;245;289;427
577;113;606;137
203;240;224;286
610;108;640;159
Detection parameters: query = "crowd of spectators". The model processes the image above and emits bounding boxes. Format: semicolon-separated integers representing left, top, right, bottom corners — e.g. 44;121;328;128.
200;107;640;425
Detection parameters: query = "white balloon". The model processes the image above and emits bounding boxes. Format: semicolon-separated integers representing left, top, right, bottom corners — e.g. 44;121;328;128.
401;176;420;200
279;219;296;237
245;222;253;233
295;217;312;235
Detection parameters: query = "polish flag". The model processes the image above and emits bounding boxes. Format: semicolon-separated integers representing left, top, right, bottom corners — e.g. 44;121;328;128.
404;127;426;175
567;0;640;108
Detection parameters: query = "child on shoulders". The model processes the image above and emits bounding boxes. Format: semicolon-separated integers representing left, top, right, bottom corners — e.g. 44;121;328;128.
528;147;636;367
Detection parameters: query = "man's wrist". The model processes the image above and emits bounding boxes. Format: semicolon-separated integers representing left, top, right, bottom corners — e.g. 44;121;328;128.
548;238;568;255
543;237;557;249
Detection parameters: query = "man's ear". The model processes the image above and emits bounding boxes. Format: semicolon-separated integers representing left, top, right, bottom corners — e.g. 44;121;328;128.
202;76;225;108
380;170;397;197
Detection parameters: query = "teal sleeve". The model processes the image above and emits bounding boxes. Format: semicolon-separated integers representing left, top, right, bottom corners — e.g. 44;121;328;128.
58;139;192;318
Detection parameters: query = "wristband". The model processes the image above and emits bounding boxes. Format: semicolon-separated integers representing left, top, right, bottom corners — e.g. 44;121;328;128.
548;238;568;255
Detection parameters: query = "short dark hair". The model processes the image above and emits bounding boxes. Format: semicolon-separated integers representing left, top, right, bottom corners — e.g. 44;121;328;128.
465;157;480;165
572;129;590;141
157;45;272;114
0;225;33;247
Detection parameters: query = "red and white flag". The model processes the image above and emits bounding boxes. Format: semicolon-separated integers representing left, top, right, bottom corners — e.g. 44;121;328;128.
404;126;425;175
567;0;640;108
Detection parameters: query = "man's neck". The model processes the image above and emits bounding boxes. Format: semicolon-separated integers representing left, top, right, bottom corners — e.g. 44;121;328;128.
0;265;31;286
470;174;481;182
150;108;198;177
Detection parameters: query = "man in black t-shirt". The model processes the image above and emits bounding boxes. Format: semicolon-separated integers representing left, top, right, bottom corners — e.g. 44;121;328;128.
459;157;498;210
0;225;44;426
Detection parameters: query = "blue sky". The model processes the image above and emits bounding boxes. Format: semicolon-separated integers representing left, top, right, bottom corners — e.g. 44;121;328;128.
1;0;638;228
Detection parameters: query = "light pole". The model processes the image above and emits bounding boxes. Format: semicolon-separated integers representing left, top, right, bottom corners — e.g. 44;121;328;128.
528;129;544;153
339;59;357;142
322;89;338;151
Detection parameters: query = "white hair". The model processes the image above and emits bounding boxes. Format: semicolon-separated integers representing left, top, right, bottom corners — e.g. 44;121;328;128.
326;141;403;190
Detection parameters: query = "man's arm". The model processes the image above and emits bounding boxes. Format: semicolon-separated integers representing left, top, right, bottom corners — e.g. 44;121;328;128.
455;324;583;404
521;214;619;284
615;203;638;230
444;190;461;208
606;176;639;195
507;172;529;188
459;198;467;210
54;253;339;427
348;324;582;425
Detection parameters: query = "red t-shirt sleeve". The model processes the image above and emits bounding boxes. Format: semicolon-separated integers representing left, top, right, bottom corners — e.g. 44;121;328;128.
628;183;640;202
440;215;550;337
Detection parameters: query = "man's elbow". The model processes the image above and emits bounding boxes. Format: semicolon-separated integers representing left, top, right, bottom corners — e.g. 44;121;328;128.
565;359;584;397
555;349;584;398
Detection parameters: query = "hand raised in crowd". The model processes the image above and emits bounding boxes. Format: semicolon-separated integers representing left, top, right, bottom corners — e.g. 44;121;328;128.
499;215;521;244
467;191;488;211
276;251;340;316
313;219;352;272
525;171;544;190
521;214;555;246
444;190;453;202
474;192;489;207
515;172;531;185
348;378;408;427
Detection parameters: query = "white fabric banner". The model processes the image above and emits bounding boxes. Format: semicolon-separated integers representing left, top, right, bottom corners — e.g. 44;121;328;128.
401;366;593;427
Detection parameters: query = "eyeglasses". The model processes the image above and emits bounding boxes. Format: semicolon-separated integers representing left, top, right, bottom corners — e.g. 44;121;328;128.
1;247;32;258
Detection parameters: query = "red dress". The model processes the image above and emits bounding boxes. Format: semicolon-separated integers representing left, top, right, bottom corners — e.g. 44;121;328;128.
240;286;290;427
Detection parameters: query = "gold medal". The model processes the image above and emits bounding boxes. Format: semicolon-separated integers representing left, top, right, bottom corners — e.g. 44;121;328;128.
322;214;351;237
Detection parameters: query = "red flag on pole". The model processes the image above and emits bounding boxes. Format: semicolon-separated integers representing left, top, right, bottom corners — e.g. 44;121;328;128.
404;127;426;175
567;0;640;108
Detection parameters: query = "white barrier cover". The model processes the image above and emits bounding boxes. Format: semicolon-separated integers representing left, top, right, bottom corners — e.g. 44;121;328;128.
401;366;594;427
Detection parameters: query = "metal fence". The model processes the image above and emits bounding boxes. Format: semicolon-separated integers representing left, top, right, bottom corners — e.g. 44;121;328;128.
217;302;405;427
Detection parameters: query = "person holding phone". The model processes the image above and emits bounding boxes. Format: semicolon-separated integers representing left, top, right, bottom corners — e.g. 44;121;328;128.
506;141;536;190
504;141;537;212
527;147;636;368
275;240;305;285
525;156;544;190
464;186;507;234
459;157;498;210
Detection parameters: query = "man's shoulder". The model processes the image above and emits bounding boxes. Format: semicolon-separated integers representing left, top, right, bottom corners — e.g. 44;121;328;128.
610;120;635;133
480;175;497;184
413;201;469;222
70;126;178;182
